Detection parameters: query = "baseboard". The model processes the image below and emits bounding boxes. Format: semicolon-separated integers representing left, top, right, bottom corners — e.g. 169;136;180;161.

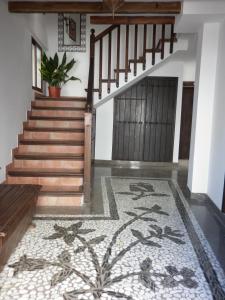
188;189;225;228
94;159;178;168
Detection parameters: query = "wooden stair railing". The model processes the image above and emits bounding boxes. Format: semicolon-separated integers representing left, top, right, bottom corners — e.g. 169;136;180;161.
88;19;176;100
84;19;176;202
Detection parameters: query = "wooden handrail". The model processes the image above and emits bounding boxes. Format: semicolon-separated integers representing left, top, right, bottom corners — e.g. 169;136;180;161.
86;29;95;112
94;25;118;42
91;16;175;25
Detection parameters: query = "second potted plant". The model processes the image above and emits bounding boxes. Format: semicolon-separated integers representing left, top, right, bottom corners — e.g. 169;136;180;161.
40;52;80;98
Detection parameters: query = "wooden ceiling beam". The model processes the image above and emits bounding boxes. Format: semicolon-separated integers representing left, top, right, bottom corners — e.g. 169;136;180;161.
91;16;175;25
8;1;181;14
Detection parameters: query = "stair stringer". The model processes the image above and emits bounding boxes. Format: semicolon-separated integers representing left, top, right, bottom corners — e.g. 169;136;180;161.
94;37;188;109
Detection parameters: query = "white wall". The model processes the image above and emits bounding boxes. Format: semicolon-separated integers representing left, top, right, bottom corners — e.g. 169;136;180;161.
44;14;111;97
188;23;220;194
95;100;114;160
44;14;91;97
0;3;47;182
207;20;225;209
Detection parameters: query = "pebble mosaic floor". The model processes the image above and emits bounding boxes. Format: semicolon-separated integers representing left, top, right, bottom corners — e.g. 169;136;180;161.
0;177;225;300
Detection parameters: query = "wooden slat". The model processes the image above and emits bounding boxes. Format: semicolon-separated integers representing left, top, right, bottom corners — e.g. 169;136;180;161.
99;38;103;99
91;16;175;25
152;24;156;65
134;24;138;76
9;2;182;14
116;25;121;88
161;24;165;59
107;31;112;93
143;24;147;70
170;24;174;53
125;25;129;82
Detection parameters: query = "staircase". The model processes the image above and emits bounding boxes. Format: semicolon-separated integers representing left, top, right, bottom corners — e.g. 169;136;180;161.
4;17;187;208
6;95;86;207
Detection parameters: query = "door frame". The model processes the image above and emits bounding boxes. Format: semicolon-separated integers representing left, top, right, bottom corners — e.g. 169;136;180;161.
179;81;194;160
222;176;225;213
112;76;178;162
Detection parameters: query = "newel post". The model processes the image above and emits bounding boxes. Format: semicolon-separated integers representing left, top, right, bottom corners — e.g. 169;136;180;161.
84;112;92;203
86;29;95;112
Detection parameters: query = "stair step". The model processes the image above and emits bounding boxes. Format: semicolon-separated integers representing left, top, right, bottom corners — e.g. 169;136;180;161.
129;58;144;64
31;109;84;118
24;126;84;133
19;138;84;146
145;48;161;53
14;151;84;160
35;96;87;102
31;105;85;111
37;194;83;207
29;116;84;121
102;79;116;83
19;144;84;154
32;100;86;109
85;88;99;93
27;120;84;129
7;167;83;177
23;130;84;141
13;150;84;169
114;68;131;73
40;186;83;196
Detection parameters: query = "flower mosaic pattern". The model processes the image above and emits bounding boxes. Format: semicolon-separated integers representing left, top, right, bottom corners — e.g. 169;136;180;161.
1;178;224;300
8;204;198;299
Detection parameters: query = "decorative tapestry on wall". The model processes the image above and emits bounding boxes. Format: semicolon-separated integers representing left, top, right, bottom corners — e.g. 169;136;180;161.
58;13;86;52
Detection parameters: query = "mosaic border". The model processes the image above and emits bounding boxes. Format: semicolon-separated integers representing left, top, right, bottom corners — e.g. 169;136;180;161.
108;176;225;299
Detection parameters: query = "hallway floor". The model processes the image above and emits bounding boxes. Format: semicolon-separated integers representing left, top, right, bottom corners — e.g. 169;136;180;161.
0;163;225;300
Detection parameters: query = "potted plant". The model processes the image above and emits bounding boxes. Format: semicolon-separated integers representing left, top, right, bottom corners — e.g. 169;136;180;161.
40;52;80;98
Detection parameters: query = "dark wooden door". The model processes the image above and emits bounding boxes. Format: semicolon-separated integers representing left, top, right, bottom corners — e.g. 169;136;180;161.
112;77;178;162
179;82;194;159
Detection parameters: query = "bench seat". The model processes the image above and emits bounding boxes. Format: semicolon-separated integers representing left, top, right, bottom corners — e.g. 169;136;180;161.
0;184;40;271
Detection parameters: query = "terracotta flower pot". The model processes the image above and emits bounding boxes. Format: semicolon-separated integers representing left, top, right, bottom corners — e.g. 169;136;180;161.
48;86;61;98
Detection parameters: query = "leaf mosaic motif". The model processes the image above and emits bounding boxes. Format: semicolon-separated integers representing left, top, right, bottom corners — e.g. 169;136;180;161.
7;189;199;299
117;181;169;201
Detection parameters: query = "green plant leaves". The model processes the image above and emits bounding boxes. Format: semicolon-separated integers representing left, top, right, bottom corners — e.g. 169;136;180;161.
40;52;80;87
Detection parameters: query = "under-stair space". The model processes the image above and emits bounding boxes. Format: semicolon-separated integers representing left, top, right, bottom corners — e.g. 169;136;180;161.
6;95;87;207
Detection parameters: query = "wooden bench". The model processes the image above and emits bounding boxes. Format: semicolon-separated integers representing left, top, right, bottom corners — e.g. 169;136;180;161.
0;184;40;271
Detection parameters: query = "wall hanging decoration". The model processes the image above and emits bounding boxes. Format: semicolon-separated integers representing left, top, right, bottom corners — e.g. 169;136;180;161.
58;13;86;52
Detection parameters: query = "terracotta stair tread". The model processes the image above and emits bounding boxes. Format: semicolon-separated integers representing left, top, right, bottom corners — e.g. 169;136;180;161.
29;116;84;121
7;167;84;177
19;138;84;146
36;96;87;102
14;151;84;160
31;105;85;111
40;186;83;196
23;127;84;133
